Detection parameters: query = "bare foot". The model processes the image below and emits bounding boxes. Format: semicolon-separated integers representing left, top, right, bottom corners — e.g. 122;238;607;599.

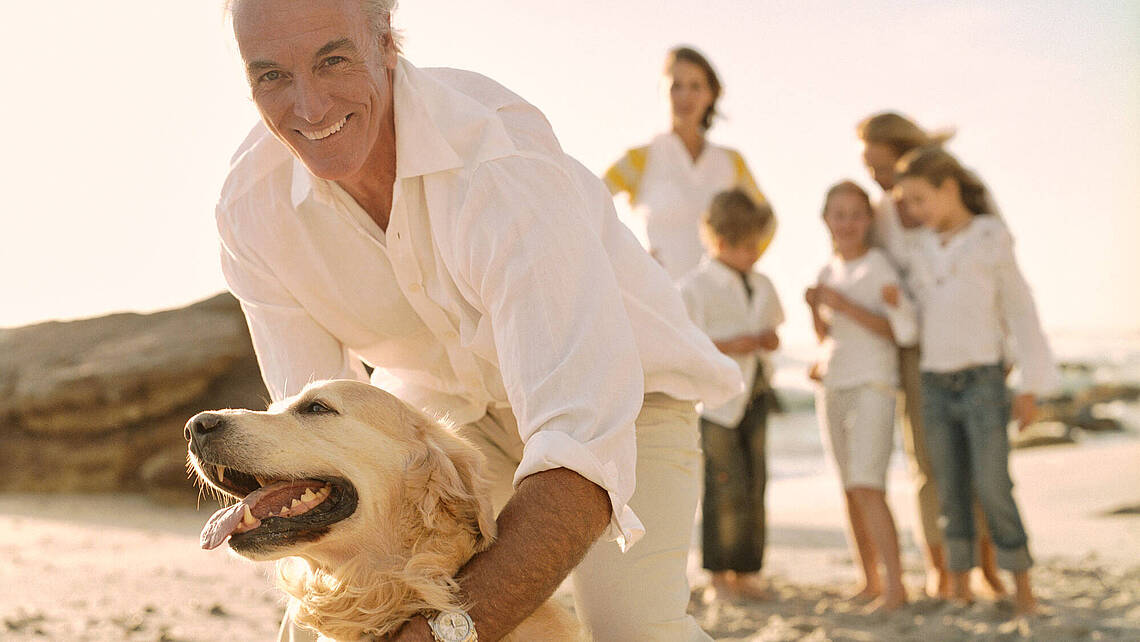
730;573;771;601
845;584;882;603
1013;587;1037;616
950;572;974;607
925;569;951;599
864;586;908;614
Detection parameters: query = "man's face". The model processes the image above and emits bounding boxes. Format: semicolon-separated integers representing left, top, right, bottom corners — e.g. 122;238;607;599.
233;0;396;183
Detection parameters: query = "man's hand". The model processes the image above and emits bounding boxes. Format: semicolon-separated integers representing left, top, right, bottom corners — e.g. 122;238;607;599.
390;467;610;641
881;284;900;308
1013;393;1038;432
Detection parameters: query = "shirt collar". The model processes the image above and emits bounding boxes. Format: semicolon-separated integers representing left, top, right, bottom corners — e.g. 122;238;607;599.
702;255;753;286
291;56;517;208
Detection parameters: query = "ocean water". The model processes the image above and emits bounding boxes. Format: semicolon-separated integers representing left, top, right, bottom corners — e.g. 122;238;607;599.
764;329;1140;481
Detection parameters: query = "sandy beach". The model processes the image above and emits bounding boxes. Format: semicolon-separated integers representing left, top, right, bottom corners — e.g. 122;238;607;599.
3;433;1138;641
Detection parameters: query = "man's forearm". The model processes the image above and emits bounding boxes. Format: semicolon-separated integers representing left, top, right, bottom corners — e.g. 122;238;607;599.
397;467;612;641
461;467;610;640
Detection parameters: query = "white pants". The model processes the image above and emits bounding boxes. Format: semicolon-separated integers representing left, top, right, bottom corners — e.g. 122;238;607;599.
279;393;710;642
816;384;896;490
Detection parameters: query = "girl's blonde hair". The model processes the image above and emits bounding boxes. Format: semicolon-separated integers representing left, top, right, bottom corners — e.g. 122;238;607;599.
896;146;991;216
856;112;954;157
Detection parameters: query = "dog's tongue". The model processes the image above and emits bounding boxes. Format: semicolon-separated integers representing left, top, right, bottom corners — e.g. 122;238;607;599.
200;483;280;550
201;500;249;550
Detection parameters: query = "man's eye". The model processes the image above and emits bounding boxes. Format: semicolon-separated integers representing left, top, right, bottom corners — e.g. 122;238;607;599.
303;400;334;414
322;56;346;68
258;70;282;83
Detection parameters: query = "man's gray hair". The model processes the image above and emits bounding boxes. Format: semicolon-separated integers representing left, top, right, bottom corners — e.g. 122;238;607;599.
227;0;403;50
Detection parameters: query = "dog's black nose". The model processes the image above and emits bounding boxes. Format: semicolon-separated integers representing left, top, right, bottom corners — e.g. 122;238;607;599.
185;412;226;441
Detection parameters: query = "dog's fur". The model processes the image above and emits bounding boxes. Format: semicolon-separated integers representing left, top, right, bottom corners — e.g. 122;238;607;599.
187;379;583;641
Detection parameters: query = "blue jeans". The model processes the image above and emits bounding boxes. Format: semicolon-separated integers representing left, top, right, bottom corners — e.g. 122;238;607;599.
921;364;1033;572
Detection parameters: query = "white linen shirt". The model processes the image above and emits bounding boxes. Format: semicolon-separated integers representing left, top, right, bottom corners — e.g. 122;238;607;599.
908;215;1059;395
216;58;743;551
678;258;784;427
815;248;918;389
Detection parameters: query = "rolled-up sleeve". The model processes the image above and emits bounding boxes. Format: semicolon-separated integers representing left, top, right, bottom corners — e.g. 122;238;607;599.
448;156;647;550
216;206;368;402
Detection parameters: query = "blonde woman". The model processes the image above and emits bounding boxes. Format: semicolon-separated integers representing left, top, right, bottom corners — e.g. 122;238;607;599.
605;46;775;279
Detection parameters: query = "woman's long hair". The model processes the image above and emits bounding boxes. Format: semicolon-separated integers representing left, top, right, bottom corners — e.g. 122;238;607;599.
665;46;722;130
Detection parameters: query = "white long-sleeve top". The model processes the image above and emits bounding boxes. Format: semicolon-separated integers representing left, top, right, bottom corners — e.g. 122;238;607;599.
678;258;785;427
215;58;743;550
815;248;918;389
909;215;1059;395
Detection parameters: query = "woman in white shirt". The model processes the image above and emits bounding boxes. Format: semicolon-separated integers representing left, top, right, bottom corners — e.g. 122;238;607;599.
806;181;918;613
604;46;775;279
896;147;1059;616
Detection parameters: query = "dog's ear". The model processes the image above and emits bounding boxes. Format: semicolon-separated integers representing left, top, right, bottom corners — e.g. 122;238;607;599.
403;412;497;554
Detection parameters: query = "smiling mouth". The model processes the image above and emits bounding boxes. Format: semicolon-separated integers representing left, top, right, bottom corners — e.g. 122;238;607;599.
300;115;349;141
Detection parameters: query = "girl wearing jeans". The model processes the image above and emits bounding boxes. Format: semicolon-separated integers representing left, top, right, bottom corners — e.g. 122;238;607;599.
896;147;1059;615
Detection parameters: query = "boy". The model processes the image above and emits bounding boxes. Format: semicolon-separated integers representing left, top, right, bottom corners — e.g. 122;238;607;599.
679;188;784;601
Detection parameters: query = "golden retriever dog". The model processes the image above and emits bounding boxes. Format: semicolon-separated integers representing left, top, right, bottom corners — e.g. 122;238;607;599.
185;379;584;641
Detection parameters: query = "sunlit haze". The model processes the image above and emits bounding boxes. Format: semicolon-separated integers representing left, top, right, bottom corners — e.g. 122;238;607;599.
3;1;1137;352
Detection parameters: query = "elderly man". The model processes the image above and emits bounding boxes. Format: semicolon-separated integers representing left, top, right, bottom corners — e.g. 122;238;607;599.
218;0;743;639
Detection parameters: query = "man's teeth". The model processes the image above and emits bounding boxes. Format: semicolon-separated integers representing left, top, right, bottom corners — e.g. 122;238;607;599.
301;116;347;141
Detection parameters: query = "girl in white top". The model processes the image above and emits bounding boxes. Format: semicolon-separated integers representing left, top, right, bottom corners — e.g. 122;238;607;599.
896;147;1058;616
604;46;775;279
806;180;917;613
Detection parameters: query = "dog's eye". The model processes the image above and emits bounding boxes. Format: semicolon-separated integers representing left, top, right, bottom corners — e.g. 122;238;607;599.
302;400;335;415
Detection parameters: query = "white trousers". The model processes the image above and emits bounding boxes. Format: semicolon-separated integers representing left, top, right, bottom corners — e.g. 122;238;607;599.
279;393;710;642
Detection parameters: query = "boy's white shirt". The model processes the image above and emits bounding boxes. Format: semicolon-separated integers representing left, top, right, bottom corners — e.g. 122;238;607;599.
815;247;918;390
679;257;785;427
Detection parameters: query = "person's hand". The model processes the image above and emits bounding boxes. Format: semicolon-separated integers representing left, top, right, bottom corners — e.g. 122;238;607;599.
757;329;780;352
804;286;819;308
881;284;900;308
1013;393;1038;432
807;362;823;382
719;334;761;354
814;285;845;310
383;615;434;641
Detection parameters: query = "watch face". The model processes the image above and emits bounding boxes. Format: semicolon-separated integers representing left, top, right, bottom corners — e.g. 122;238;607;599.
432;611;473;642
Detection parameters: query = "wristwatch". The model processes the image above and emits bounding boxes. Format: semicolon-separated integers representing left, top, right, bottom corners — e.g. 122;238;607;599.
427;609;477;642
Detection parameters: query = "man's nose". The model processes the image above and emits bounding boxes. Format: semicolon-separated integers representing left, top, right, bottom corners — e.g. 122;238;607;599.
185;412;227;441
292;75;332;124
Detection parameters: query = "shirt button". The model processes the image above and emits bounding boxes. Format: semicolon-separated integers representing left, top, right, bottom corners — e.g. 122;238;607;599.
407;282;422;293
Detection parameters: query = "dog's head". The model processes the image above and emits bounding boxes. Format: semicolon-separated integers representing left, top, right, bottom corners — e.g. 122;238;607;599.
185;380;496;566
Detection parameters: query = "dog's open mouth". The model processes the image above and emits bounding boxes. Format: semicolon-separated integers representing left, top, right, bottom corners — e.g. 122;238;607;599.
196;462;358;554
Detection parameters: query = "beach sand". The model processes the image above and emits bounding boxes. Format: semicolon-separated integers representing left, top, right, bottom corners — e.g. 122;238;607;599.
3;436;1138;641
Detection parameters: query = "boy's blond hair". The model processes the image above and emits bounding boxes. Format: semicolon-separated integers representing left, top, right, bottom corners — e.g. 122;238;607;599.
700;189;774;247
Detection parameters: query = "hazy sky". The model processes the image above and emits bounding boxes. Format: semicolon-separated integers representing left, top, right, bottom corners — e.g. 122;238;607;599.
2;1;1137;349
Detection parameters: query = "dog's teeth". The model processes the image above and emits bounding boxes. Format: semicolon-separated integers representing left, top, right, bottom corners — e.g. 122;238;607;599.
216;465;226;483
301;489;316;502
291;499;302;508
242;505;255;526
255;475;270;486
